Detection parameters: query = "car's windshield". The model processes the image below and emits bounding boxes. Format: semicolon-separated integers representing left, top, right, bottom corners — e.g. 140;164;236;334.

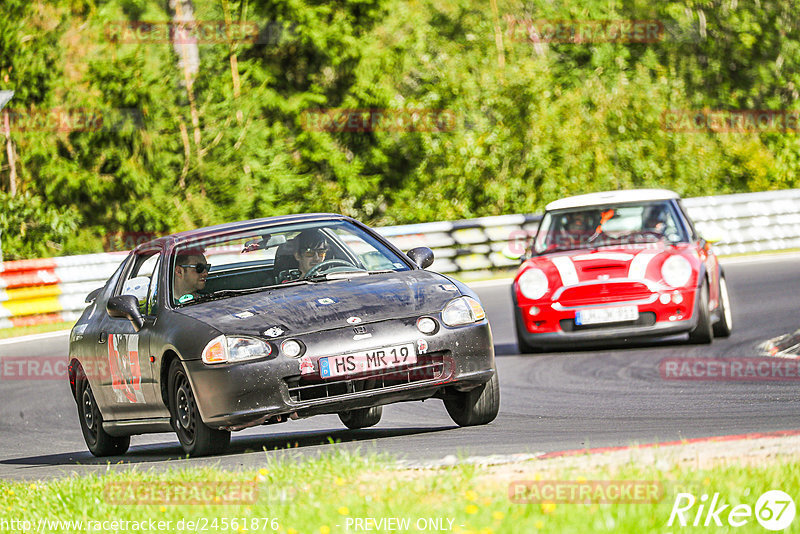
171;220;410;306
533;201;688;254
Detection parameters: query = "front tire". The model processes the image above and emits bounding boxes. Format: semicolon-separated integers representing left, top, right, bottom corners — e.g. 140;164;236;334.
712;275;733;338
77;374;130;457
444;371;500;426
338;406;382;429
168;359;230;456
688;282;713;344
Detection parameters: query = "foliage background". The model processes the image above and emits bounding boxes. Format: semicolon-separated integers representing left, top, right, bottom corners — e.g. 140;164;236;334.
1;0;798;259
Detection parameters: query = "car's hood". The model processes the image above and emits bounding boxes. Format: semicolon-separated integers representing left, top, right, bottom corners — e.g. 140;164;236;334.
174;270;461;337
527;243;693;285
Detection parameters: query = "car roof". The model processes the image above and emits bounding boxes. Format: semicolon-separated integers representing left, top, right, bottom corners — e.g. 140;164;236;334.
135;213;350;251
545;189;680;211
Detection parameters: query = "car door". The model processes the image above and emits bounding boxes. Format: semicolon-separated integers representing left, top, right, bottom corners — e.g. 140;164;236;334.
96;248;163;420
677;200;720;306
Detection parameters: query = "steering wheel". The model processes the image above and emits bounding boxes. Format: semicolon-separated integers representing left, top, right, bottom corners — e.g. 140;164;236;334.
304;259;356;278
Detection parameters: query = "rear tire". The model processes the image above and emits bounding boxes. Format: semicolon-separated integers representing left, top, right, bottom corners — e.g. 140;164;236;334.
688;283;713;344
712;275;733;338
338;406;382;429
444;371;500;426
77;374;130;457
168;359;230;456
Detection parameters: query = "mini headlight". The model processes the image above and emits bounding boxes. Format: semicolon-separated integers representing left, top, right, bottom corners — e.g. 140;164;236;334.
202;336;272;364
518;268;548;300
417;317;438;334
442;297;486;326
281;339;303;358
661;255;692;288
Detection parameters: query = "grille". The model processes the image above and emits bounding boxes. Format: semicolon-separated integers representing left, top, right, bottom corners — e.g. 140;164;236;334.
558;282;652;307
560;311;656;332
286;352;447;403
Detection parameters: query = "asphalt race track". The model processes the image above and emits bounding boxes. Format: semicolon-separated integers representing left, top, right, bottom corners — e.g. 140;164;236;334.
0;255;798;480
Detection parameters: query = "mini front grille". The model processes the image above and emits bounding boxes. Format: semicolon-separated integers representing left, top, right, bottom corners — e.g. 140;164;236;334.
560;311;656;332
286;352;447;403
558;282;653;307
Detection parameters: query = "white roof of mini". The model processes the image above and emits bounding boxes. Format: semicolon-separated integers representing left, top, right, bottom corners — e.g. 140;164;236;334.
545;189;680;211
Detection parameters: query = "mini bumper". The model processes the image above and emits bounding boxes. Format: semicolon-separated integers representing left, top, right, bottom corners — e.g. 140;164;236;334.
514;285;699;348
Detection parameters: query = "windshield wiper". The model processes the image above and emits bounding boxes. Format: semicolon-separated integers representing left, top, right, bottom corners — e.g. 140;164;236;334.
178;281;311;306
306;269;395;282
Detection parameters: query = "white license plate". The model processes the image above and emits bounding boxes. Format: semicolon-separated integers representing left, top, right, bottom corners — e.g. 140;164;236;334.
575;305;638;325
320;343;417;379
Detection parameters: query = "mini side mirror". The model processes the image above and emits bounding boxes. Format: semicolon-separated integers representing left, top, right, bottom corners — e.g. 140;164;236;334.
107;294;145;332
407;247;434;269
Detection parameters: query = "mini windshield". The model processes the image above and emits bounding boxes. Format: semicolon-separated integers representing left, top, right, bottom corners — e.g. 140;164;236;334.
533;201;688;254
171;220;410;306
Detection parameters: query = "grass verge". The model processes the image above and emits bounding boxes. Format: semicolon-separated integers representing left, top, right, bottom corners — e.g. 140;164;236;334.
1;448;798;533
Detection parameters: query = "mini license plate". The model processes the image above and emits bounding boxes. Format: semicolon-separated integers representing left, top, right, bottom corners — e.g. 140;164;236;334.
320;343;417;379
575;305;638;326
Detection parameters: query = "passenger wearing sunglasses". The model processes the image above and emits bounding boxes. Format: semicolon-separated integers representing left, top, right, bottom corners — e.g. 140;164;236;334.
173;251;211;303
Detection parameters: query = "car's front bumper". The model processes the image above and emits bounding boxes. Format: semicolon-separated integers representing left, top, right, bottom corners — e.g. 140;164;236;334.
183;317;495;430
514;284;699;348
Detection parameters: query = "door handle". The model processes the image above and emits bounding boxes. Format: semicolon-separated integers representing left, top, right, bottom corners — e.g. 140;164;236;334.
98;332;107;344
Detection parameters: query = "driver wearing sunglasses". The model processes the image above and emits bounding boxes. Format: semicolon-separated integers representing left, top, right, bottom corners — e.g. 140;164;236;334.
294;229;330;277
173;251;210;303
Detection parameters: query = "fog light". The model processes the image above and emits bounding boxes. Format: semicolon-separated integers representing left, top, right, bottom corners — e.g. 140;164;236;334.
672;292;683;304
417;317;437;334
659;294;671;304
281;339;302;358
528;306;540;316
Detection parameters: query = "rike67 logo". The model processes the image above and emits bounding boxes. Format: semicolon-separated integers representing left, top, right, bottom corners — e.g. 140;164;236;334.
668;490;796;531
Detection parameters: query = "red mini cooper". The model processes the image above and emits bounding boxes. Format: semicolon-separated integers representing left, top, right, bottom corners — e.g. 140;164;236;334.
512;190;733;352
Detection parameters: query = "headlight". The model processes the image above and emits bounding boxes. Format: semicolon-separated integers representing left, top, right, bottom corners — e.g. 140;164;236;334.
202;335;272;364
661;255;692;288
442;297;486;326
518;268;548;300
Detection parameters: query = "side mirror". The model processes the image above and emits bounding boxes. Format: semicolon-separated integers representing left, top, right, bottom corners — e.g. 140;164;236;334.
407;247;434;269
107;294;145;332
698;225;724;245
85;287;103;304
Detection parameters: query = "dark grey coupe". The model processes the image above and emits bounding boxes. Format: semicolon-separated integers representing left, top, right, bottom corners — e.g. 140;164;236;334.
68;214;499;456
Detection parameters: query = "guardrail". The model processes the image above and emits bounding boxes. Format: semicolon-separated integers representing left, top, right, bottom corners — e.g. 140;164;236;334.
1;189;798;330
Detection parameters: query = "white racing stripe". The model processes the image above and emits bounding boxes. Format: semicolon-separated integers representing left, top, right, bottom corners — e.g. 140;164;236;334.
628;252;658;280
551;256;579;286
